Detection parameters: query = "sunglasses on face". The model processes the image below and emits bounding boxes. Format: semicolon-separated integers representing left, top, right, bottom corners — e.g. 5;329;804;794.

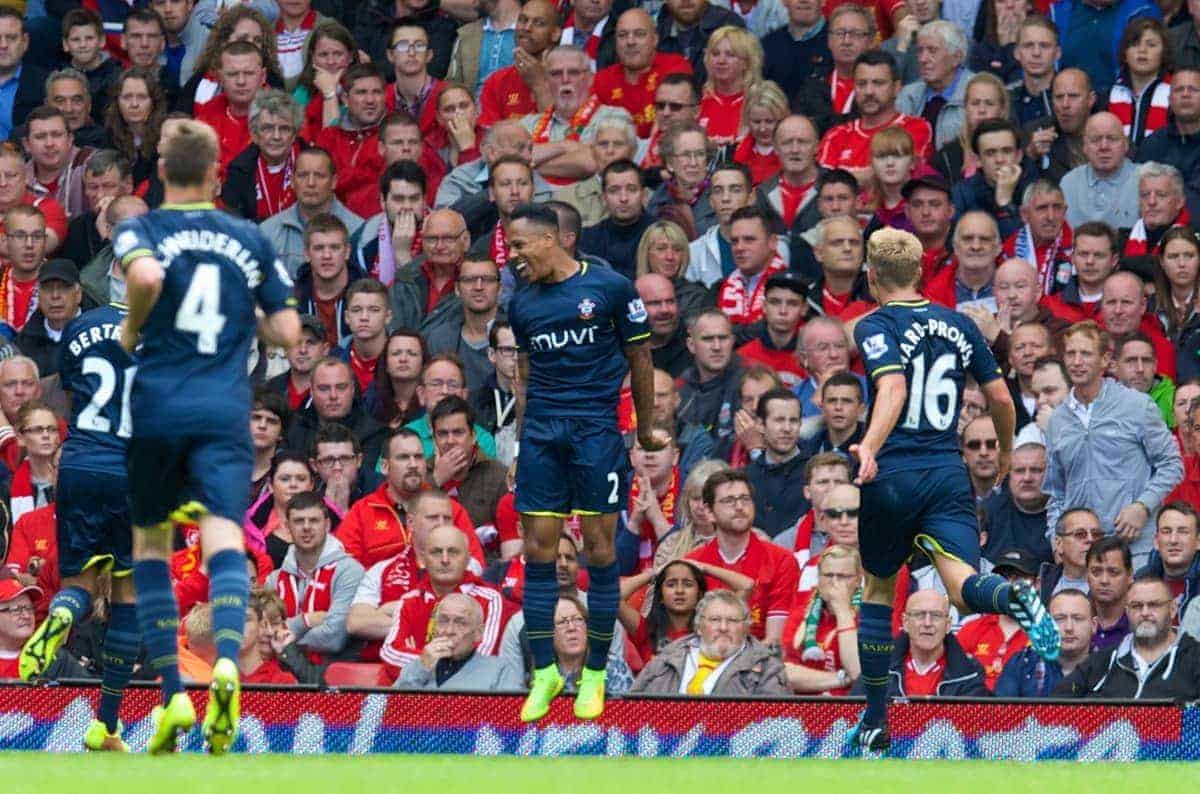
964;439;999;451
823;507;859;520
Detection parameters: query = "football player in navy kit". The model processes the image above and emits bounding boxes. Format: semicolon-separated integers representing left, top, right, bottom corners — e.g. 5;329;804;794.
506;203;664;722
848;228;1060;753
114;119;300;755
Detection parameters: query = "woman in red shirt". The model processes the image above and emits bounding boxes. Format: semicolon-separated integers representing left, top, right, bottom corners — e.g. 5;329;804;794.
782;543;862;694
293;20;363;138
698;26;763;147
732;81;787;187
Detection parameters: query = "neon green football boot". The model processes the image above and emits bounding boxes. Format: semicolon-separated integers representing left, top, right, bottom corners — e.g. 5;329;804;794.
203;657;241;755
520;664;564;722
574;667;607;720
84;719;130;752
148;692;196;755
19;606;74;681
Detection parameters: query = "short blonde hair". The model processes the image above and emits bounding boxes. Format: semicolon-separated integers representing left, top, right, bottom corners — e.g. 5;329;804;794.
870;125;914;157
703;26;763;94
818;543;862;573
636;220;691;277
867;227;923;290
740;80;789;129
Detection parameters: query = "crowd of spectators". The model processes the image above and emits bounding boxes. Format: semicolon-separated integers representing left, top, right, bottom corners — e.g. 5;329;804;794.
0;0;1199;701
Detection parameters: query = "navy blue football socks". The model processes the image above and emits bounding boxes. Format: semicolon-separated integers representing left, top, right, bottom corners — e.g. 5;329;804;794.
132;559;183;704
207;548;250;662
48;585;91;624
524;559;559;669
584;561;620;672
98;602;139;733
858;602;895;727
962;572;1013;615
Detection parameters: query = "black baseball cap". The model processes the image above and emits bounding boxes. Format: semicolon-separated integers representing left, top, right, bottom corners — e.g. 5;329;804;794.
299;314;326;340
764;271;808;299
992;548;1039;577
38;259;79;286
901;172;951;200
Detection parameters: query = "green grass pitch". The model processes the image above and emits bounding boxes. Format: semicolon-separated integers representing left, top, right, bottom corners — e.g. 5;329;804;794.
0;753;1193;794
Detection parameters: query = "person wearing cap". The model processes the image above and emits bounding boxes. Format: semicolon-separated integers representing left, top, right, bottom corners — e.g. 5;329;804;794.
0;579;86;680
995;587;1095;697
735;271;807;390
955;548;1034;690
14;259;86;377
265;314;332;412
902;172;955;283
716;205;788;328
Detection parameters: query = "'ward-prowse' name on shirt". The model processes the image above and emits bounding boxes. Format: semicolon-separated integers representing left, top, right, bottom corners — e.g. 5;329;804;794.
896;318;976;362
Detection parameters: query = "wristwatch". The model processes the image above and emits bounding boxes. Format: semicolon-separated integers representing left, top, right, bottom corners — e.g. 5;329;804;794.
836;669;849;688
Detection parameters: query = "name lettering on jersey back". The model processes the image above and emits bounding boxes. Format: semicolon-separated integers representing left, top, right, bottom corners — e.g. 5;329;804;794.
157;230;263;287
899;318;974;361
529;324;599;352
66;322;121;357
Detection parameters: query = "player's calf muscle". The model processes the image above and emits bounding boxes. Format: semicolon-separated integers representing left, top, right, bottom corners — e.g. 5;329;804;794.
133;527;173;559
199;517;246;560
521;515;564;561
863;573;898;605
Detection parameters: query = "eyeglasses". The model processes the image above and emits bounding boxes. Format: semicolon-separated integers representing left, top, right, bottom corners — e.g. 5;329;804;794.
701;616;746;627
823;507;859;520
555;616;587;628
7;231;46;244
673;150;708;162
905;610;949;622
457;274;500;285
1128;600;1171;612
0;604;34;616
392;40;429;53
1056;528;1103;541
423;379;462;391
715;495;753;507
964;439;999;451
316;454;358;468
425;230;466;246
653;100;697;113
830;28;871;39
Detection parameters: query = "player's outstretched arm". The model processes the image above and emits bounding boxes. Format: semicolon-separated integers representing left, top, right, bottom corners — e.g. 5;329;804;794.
625;342;665;451
120;255;164;352
852;372;907;484
259;307;302;350
980;378;1016;482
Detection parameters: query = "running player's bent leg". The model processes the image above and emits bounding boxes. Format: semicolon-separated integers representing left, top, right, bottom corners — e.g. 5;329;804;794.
577;513;619;672
520;513;565;669
935;555;1010;615
859;573;897;728
200;515;250;663
98;575;139;734
132;526;183;704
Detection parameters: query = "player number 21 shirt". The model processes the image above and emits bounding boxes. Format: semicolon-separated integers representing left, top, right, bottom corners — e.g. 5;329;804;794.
508;262;650;420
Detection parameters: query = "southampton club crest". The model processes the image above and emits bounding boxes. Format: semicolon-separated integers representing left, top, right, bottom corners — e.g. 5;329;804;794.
578;298;596;320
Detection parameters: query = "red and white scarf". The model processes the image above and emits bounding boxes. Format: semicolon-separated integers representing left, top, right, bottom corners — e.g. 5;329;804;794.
254;144;297;220
1124;207;1192;258
1005;222;1073;295
718;259;787;325
276;562;339;662
532;94;601;143
1108;77;1171;141
0;267;38;331
559;14;607;66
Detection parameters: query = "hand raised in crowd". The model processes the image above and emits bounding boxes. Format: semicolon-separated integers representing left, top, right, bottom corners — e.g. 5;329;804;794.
433;444;471;486
993;163;1022;207
94;195;116;240
733;407;764;453
270;626;295;656
313;66;343;98
1026;126;1057;159
819;571;856;623
513;47;547;88
420;635;455;671
657;201;697;241
1113;502;1150;541
391;210;418;259
894;14;921;50
1034;402;1055;433
445;111;476;151
325;469;353;513
961;304;1002;345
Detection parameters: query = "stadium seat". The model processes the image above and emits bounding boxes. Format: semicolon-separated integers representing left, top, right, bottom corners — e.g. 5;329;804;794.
323;663;389;688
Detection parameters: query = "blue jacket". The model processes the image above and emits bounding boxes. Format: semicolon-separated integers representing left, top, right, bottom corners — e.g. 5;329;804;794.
994;646;1066;698
1051;0;1161;92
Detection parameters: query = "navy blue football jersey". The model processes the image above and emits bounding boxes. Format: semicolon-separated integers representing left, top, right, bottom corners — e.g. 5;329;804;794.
508;262;650;419
112;204;295;434
57;303;134;473
853;299;1001;474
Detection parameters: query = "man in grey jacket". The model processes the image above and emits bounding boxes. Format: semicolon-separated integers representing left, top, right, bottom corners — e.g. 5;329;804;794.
1044;322;1183;565
264;492;366;660
630;590;789;696
895;20;972;150
396;593;525;691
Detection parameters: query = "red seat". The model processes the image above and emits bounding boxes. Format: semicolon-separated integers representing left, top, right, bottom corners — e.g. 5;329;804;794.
323;662;389;688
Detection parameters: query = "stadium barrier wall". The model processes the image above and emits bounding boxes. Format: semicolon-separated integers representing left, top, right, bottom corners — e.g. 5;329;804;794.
0;683;1192;760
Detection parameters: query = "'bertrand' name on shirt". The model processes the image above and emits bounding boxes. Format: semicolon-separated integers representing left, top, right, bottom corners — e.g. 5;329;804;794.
66;321;122;357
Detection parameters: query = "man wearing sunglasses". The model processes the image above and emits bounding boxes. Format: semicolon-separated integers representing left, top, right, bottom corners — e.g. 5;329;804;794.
960;415;1000;502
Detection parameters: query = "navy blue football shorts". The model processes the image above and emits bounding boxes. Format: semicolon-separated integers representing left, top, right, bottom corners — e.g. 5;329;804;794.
56;467;133;578
514;415;630;516
128;431;253;527
858;462;982;579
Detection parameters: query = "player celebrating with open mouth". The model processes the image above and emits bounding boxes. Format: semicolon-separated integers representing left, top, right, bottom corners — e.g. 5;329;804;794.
506;203;663;722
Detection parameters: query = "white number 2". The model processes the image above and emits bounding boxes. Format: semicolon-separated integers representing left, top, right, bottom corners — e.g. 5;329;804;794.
607;472;620;504
176;263;226;354
901;353;957;431
77;358;135;438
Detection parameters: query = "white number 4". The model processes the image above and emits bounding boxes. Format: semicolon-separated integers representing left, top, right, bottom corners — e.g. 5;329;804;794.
176;263;226;354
